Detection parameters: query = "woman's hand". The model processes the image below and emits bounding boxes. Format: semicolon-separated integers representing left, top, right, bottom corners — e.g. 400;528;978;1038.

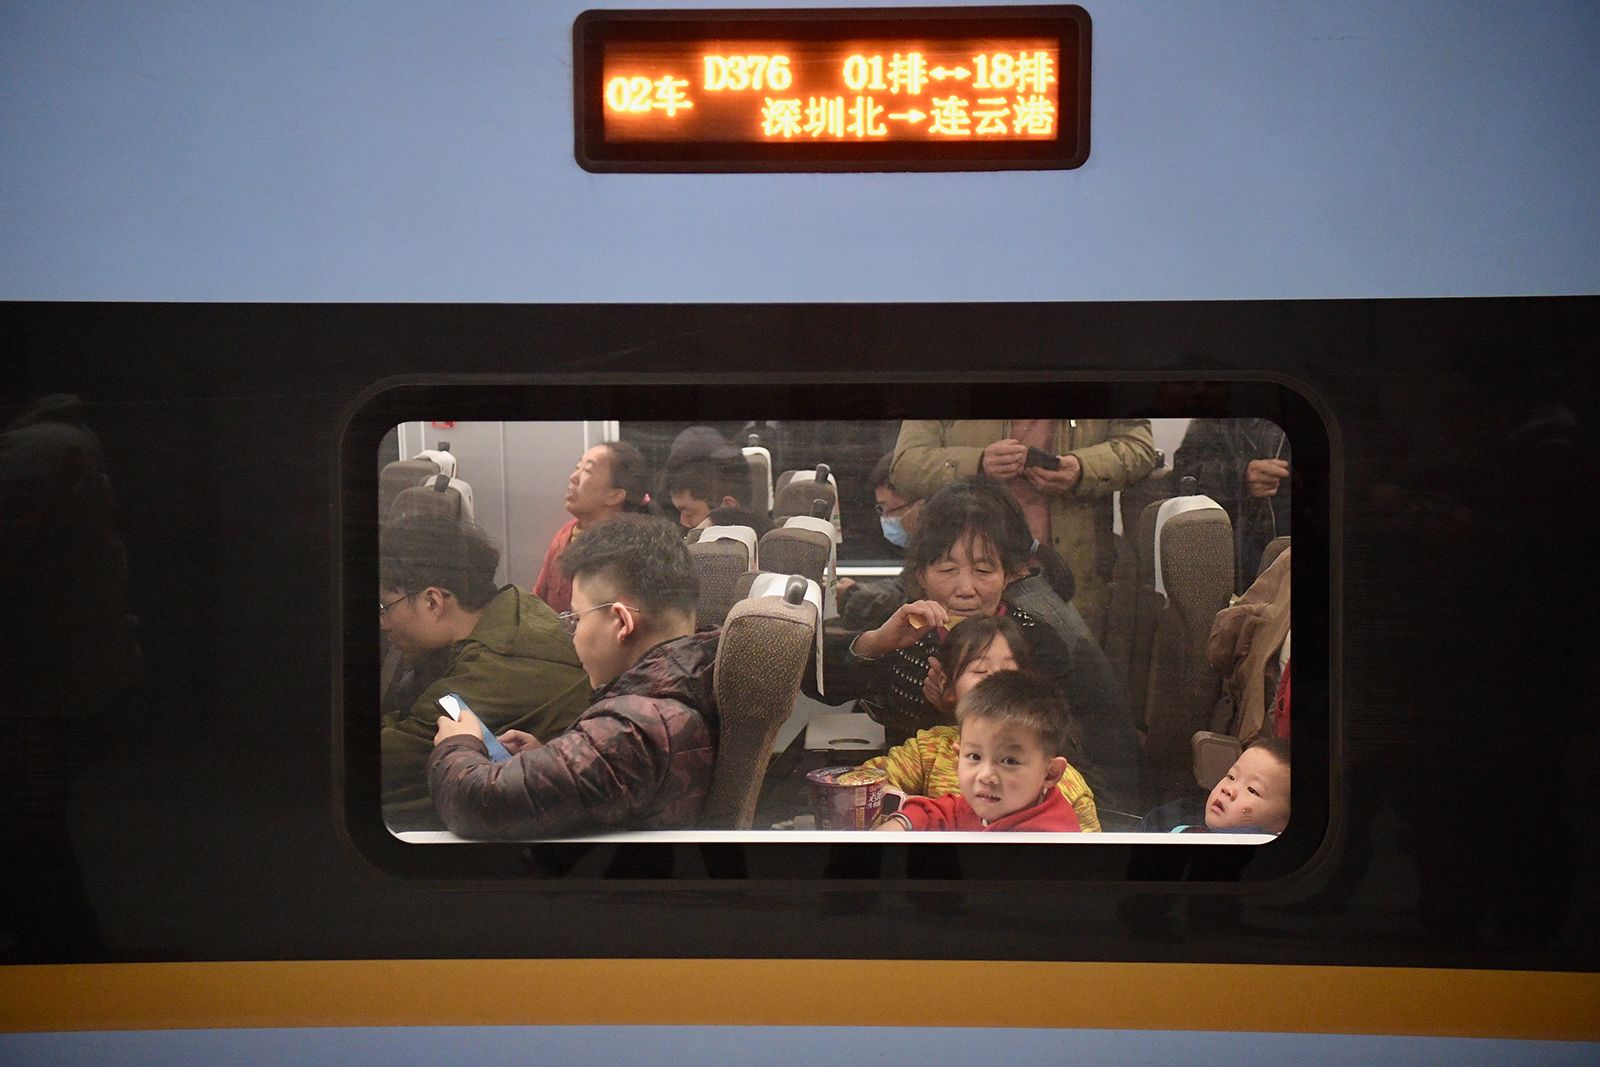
498;729;541;755
853;599;949;659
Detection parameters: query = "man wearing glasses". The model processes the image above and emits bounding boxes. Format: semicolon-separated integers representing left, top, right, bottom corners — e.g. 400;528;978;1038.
379;516;590;831
427;516;719;838
835;451;924;631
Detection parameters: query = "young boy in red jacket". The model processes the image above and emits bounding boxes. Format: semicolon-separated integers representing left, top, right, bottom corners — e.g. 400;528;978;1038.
876;670;1081;832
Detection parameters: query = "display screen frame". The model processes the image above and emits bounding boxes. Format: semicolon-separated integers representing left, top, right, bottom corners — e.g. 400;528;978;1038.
572;5;1092;173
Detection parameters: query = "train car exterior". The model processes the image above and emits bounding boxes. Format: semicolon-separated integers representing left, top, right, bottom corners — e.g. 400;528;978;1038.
3;2;1599;1063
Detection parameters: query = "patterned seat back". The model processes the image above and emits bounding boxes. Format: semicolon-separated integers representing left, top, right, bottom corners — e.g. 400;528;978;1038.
703;576;818;829
1106;467;1174;685
1142;507;1234;804
772;465;838;525
757;524;831;589
388;473;475;524
379;457;440;519
688;535;753;628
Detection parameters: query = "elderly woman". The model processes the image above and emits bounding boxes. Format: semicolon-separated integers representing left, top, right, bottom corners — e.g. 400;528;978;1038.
817;477;1136;810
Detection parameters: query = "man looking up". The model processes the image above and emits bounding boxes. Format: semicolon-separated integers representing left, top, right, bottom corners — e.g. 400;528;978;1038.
380;515;590;831
533;440;648;614
428;516;719;838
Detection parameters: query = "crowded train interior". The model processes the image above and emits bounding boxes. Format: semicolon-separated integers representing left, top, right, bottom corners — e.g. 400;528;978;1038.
374;414;1297;845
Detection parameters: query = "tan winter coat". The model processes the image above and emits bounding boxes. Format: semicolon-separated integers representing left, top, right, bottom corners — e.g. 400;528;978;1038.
1207;547;1291;741
890;418;1157;637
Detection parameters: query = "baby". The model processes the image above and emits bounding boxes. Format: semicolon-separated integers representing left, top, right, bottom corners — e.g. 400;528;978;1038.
1200;738;1290;833
877;669;1082;832
858;615;1099;830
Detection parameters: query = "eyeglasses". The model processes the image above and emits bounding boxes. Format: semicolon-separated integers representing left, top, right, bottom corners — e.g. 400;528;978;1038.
874;498;917;518
379;591;417;617
555;601;641;636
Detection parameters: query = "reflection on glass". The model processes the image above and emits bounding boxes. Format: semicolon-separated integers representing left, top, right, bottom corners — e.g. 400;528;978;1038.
374;418;1291;844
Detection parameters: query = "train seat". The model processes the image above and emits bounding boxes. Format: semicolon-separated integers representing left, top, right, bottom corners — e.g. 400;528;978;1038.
411;447;458;479
379;457;440;519
687;526;758;628
1142;503;1235;805
1190;731;1243;791
697;524;759;559
1113;499;1165;751
1105;467;1174;668
387;472;476;524
757;518;833;591
742;438;774;515
1258;535;1291;582
772;463;838;525
701;574;820;829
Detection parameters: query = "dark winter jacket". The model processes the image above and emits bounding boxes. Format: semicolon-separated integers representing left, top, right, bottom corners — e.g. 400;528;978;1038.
426;629;720;839
381;585;590;831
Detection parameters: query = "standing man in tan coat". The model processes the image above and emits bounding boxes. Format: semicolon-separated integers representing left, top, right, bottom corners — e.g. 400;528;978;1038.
891;419;1156;640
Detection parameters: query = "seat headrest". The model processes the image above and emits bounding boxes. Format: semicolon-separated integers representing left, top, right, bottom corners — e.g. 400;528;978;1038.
696;524;759;563
1153;494;1223;597
744;571;822;614
778;515;837;543
412;449;457;479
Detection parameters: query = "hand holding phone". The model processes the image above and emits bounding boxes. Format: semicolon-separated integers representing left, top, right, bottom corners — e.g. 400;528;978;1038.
1024;446;1062;470
436;692;514;761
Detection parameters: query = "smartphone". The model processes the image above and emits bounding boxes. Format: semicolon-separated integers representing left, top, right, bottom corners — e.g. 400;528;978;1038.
436;692;514;762
1024;446;1061;470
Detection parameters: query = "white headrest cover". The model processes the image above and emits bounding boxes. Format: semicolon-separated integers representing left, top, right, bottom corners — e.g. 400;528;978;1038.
781;515;838;544
1153;494;1222;598
413;449;457;479
746;571;825;693
697;525;758;567
784;469;836;487
746;572;823;619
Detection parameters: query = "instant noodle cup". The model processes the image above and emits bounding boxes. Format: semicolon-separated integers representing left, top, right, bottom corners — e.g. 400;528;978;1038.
806;766;888;830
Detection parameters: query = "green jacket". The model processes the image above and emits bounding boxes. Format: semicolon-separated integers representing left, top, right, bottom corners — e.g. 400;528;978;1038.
381;585;591;830
890;419;1156;637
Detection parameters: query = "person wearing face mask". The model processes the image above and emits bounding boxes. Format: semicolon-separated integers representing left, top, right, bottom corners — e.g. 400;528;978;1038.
835;452;926;631
812;476;1136;811
875;482;920;551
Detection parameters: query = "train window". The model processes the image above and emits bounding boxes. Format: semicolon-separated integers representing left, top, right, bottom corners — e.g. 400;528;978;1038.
341;380;1329;883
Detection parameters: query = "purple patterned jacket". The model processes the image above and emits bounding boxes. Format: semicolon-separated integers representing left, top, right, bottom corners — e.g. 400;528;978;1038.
425;629;719;839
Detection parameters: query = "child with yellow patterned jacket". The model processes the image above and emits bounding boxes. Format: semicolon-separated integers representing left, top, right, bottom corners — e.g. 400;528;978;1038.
856;615;1099;831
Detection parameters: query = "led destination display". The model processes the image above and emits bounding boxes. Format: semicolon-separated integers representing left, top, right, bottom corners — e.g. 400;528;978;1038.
574;7;1090;172
603;39;1062;142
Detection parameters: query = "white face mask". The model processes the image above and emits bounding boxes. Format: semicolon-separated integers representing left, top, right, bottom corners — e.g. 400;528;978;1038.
880;514;910;548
